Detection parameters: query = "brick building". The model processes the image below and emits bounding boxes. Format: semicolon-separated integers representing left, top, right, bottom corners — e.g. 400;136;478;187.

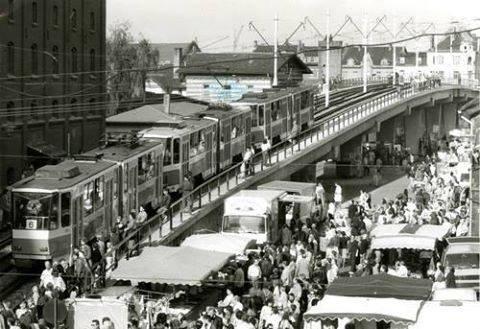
0;0;106;189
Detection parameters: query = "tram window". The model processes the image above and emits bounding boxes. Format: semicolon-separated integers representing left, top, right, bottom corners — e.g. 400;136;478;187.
138;154;154;184
301;92;308;108
123;165;129;193
258;105;265;126
198;131;206;153
251;106;258;127
164;138;172;166
272;101;279;121
94;177;104;210
113;168;118;200
83;181;94;216
173;138;180;164
13;192;59;230
61;192;71;227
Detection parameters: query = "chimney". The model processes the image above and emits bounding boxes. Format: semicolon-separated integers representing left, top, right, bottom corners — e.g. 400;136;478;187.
163;93;171;115
173;47;183;79
254;40;258;48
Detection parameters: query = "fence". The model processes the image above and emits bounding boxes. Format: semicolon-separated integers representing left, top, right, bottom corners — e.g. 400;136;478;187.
86;78;467;292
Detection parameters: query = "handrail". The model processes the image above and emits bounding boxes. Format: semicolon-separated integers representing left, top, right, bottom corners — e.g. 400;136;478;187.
85;78;471;293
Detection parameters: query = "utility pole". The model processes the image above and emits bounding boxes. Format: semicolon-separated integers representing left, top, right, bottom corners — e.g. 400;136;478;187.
273;13;279;87
363;14;368;93
326;10;331;107
392;17;397;86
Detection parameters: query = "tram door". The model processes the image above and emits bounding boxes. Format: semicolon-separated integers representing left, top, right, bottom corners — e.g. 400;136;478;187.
245;112;252;148
206;128;215;177
105;179;113;232
71;196;82;249
223;120;231;166
181;136;190;181
264;103;272;141
287;96;293;131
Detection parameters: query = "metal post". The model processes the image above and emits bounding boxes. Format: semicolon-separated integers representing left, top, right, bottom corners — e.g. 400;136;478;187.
198;190;202;208
273;13;279;86
276;150;279;163
325;10;331;107
217;177;221;195
235;169;239;184
208;184;211;202
363;14;368;93
226;172;230;190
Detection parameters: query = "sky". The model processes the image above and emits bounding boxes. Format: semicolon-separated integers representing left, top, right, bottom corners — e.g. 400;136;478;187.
107;0;480;51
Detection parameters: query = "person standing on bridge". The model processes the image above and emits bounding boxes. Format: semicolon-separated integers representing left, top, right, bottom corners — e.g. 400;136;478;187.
261;137;272;167
182;172;194;213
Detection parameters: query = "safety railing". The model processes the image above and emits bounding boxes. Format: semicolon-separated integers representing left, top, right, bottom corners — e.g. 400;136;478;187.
86;78;459;292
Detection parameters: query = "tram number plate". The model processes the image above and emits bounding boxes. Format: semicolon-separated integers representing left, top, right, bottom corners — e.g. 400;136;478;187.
26;219;38;230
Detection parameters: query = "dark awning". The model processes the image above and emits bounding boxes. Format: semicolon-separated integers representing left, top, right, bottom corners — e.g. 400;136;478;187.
27;142;67;159
326;273;433;300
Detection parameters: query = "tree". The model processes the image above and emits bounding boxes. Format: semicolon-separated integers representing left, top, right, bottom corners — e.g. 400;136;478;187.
106;22;159;114
135;38;159;102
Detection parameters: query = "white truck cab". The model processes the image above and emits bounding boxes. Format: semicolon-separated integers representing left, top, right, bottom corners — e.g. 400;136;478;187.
222;189;286;245
443;237;480;290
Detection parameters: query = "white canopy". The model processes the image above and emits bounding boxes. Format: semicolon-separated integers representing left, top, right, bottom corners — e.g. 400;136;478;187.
370;224;451;250
181;233;255;254
303;295;423;325
409;301;480;329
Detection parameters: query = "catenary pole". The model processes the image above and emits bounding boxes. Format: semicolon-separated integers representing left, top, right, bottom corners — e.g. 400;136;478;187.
273;13;279;87
363;13;368;93
326;10;331;107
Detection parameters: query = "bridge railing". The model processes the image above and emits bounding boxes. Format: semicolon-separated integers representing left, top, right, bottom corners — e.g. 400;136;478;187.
441;78;479;89
86;78;446;292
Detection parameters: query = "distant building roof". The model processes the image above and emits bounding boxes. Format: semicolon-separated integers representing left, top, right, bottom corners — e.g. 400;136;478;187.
254;39;343;57
178;52;312;76
106;102;208;126
342;46;426;66
149;41;201;65
436;32;477;51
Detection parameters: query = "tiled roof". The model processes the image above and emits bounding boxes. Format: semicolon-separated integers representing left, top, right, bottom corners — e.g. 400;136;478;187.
178;52;312;76
437;32;476;51
148;41;201;65
341;46;426;66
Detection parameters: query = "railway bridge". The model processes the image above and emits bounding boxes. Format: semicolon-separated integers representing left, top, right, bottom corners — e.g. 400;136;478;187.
125;82;479;248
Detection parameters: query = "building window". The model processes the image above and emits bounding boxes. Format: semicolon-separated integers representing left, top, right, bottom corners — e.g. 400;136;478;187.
51;100;59;118
52;5;58;26
70;98;78;117
468;56;472;65
89;12;95;31
51;46;59;74
8;0;14;21
454;56;461;65
70;9;77;29
31;44;38;75
89;49;95;71
203;84;210;88
30;101;37;119
7;42;15;74
71;47;77;73
437;55;444;64
89;98;96;115
32;1;38;24
6;102;15;122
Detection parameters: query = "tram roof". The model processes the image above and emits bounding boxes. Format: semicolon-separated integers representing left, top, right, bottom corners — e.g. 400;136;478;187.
83;141;163;163
12;159;116;191
233;85;314;104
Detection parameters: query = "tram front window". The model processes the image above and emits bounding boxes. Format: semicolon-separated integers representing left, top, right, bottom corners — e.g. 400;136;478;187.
13;192;59;230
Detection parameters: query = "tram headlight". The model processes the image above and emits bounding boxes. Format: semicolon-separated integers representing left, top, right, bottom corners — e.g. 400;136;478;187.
12;245;22;251
39;247;49;252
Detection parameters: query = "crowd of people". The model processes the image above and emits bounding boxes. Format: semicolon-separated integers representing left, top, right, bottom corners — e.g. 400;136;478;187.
0;129;473;329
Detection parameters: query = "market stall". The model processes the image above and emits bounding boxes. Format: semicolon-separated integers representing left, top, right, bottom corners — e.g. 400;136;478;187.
181;233;255;254
303;274;433;329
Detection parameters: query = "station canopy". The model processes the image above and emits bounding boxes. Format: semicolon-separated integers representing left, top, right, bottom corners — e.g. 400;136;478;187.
303;274;433;325
181;233;255;254
111;246;233;286
370;224;451;250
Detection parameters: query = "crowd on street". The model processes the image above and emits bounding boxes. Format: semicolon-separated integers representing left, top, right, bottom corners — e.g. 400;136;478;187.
0;130;473;329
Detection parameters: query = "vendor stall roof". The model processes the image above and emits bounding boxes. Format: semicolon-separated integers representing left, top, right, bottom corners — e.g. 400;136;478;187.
181;233;255;254
111;246;233;286
303;295;423;325
325;274;433;300
370;224;451;250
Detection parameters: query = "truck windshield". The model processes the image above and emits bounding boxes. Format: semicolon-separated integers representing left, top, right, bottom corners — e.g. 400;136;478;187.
13;192;59;230
223;215;265;234
445;253;480;270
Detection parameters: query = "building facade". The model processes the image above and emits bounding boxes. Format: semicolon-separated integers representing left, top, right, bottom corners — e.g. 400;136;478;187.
0;0;106;189
179;52;311;103
254;39;343;82
427;32;478;83
342;46;428;81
